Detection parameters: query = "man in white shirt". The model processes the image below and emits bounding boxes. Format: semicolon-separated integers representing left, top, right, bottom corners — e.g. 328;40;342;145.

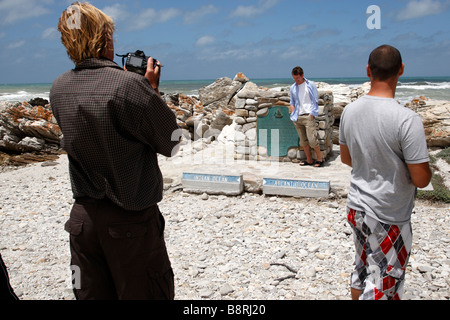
289;66;324;167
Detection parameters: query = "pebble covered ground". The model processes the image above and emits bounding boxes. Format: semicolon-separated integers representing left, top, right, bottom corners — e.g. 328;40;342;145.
0;155;449;300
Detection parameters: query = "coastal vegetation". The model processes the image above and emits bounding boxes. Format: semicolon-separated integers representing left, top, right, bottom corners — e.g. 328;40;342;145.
417;147;450;203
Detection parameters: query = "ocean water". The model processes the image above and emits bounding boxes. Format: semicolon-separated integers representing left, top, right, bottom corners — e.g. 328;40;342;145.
1;77;449;104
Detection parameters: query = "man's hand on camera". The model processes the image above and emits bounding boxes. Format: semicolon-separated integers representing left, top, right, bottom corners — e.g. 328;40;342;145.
145;57;161;94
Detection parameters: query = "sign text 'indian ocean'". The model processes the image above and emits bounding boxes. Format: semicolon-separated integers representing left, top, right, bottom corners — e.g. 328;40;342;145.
263;177;330;198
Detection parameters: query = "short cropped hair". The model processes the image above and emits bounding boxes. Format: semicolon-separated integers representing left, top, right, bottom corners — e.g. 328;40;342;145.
368;45;403;81
58;2;115;64
292;66;304;76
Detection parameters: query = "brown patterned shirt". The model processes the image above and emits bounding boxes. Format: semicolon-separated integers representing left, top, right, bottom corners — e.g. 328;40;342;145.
50;58;180;210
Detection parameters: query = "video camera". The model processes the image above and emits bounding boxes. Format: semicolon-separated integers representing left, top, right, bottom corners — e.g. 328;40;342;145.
116;50;161;77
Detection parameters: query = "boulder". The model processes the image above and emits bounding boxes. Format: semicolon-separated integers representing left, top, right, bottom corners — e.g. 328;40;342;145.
198;77;244;108
0;101;61;153
28;97;49;107
236;82;261;99
233;72;249;83
210;110;233;131
236;81;288;100
408;99;450;148
316;81;370;108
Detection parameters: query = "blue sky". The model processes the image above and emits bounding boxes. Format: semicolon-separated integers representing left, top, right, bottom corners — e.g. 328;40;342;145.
0;0;449;83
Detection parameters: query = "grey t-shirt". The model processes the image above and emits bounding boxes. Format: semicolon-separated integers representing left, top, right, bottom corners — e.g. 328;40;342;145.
339;95;429;225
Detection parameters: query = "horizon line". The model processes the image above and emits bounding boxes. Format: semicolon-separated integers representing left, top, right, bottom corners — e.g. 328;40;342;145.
1;75;449;86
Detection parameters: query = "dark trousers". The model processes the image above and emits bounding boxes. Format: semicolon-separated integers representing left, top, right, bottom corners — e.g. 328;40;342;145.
65;197;174;300
0;253;18;300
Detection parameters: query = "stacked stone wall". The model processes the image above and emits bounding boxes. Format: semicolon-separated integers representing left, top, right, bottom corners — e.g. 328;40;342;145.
233;86;334;162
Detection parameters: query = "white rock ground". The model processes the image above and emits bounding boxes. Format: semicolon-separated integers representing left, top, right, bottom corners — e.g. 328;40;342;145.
0;144;449;300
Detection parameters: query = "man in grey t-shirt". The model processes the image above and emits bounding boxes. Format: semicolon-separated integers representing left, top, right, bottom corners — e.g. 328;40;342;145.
339;45;431;300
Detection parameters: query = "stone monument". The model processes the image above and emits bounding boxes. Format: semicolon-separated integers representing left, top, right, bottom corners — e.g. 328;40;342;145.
232;81;335;162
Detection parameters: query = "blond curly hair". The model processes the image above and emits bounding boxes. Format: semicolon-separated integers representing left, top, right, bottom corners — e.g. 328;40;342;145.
58;2;115;64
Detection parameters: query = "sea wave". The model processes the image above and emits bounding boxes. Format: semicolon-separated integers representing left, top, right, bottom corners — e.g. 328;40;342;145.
1;78;449;104
398;81;450;91
0;89;50;103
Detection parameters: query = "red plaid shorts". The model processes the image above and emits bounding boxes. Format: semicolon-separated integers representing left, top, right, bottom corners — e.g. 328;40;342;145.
347;207;412;300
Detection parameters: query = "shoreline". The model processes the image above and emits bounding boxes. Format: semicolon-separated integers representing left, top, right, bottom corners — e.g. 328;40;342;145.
1;76;450;103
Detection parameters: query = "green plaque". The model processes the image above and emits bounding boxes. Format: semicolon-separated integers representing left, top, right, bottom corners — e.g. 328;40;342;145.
257;106;299;157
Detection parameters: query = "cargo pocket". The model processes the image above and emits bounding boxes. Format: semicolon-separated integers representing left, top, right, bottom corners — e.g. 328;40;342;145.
64;219;83;236
147;267;174;300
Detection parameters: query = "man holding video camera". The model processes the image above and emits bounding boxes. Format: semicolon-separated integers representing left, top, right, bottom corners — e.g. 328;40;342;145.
50;2;180;300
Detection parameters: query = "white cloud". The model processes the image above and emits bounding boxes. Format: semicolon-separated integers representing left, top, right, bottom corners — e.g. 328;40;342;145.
196;35;215;47
152;8;181;23
309;28;341;38
7;40;25;49
103;4;220;29
197;42;271;62
102;4;129;22
230;0;279;18
0;0;52;25
135;8;175;29
41;27;58;40
280;46;310;61
291;24;308;33
183;5;219;24
397;0;448;20
104;5;181;31
391;31;422;42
